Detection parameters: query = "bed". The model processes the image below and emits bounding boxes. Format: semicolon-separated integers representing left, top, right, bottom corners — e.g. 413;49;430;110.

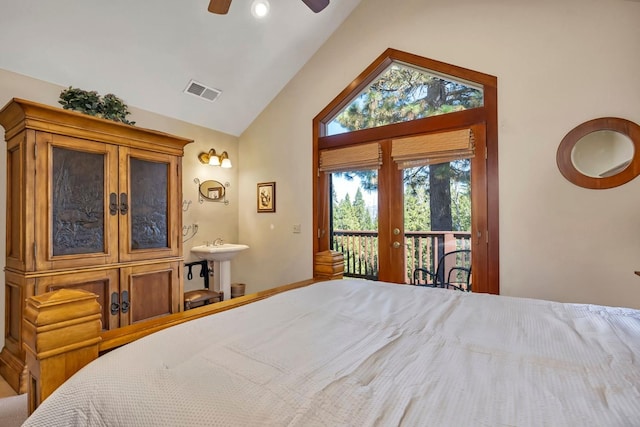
22;277;640;426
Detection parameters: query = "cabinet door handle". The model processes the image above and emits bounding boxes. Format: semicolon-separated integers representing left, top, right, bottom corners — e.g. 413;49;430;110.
109;193;119;216
110;292;120;315
121;290;130;314
119;193;128;215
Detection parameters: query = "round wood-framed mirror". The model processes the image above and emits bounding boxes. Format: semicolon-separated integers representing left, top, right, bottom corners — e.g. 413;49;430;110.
557;117;640;189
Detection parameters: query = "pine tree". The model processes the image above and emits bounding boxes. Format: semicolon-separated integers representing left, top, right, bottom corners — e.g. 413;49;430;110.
331;63;476;233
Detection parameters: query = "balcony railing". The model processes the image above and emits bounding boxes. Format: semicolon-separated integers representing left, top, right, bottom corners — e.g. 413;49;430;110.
332;230;471;284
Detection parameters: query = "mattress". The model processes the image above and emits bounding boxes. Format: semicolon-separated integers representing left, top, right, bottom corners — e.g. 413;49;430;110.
24;279;640;426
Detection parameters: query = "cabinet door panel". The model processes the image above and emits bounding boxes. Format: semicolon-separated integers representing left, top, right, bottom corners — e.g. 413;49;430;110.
3;271;32;358
120;262;181;326
36;269;120;330
51;147;106;255
5;132;30;272
119;148;180;261
35;133;119;270
129;157;169;249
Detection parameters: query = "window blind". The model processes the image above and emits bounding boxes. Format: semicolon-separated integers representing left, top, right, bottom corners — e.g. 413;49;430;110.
319;143;382;173
391;129;475;169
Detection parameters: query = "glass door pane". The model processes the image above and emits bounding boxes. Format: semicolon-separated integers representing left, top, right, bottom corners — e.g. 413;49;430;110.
403;159;472;286
330;171;379;279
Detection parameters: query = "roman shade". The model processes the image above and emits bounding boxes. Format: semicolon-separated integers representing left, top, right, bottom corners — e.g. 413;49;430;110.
319;142;382;172
391;129;475;169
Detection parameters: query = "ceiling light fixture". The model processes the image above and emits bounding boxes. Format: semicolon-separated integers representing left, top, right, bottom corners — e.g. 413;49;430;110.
251;0;270;18
198;149;232;168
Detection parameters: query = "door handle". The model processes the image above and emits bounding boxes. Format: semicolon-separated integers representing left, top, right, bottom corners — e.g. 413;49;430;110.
121;290;130;314
119;193;128;215
392;241;401;249
109;193;118;216
110;292;120;315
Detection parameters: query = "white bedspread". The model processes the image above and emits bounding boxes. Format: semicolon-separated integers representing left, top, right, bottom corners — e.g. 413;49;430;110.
24;279;640;426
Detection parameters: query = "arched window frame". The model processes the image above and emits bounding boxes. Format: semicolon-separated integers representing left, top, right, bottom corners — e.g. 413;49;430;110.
312;48;499;294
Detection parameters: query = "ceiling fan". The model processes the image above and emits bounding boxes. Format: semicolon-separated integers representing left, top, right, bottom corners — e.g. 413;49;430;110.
208;0;330;14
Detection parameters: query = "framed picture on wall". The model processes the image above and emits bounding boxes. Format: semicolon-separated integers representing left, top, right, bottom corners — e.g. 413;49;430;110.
257;182;276;213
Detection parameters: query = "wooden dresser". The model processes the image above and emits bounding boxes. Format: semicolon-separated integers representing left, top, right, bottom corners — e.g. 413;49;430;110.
0;98;192;392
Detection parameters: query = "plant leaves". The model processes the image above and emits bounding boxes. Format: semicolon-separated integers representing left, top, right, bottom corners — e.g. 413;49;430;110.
58;87;134;126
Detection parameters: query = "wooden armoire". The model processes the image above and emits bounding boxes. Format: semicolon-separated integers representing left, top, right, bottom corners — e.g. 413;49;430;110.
0;98;192;392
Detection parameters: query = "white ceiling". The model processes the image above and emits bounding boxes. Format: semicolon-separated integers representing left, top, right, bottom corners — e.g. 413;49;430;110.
0;0;361;136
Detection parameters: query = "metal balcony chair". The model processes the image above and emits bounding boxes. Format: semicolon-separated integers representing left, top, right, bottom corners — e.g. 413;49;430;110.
184;260;223;310
412;249;472;291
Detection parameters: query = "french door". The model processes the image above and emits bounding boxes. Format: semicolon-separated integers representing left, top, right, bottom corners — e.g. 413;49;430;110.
328;124;487;289
384;123;486;287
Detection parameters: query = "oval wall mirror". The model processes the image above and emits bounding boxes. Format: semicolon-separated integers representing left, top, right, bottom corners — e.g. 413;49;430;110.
199;179;226;201
557;117;640;189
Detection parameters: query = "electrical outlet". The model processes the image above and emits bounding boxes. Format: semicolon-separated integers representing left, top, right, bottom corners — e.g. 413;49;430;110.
293;224;301;234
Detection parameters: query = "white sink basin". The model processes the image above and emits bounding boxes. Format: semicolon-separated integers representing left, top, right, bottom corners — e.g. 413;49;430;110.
190;244;249;301
191;244;249;261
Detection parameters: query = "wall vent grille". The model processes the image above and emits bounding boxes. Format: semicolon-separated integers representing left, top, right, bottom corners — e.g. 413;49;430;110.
184;79;222;102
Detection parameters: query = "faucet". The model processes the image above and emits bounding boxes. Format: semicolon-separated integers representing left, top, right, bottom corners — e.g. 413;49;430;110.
213;238;224;246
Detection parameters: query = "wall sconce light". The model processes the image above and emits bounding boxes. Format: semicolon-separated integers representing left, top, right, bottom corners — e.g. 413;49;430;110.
198;149;232;168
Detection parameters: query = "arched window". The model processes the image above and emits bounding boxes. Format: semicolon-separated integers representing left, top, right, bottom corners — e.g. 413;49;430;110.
326;61;484;136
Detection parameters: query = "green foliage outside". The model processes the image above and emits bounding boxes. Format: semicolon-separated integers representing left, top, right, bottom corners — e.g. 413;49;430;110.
330;61;478;234
332;164;471;233
329;62;482;133
329;61;478;278
332;187;375;231
332;170;471;280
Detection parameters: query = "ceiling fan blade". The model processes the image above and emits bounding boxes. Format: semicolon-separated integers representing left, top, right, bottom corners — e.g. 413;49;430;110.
301;0;330;13
208;0;232;14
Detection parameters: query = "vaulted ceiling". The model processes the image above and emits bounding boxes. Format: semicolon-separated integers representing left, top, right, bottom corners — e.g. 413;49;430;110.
0;0;362;136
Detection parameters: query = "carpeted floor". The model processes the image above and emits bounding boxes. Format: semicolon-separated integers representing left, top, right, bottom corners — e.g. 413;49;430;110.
0;394;28;427
0;377;28;426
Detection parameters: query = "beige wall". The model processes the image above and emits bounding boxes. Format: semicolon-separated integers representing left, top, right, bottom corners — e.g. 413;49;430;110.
0;69;241;348
1;0;639;353
237;0;640;308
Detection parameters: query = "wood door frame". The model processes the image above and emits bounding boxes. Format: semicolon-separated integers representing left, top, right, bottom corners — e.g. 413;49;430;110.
377;140;404;283
312;48;499;294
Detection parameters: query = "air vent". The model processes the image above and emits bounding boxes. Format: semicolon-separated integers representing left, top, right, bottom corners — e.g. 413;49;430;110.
184;79;222;102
